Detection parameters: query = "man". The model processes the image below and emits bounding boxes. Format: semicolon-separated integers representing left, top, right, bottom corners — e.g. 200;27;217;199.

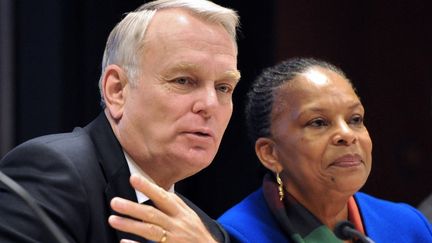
0;0;240;242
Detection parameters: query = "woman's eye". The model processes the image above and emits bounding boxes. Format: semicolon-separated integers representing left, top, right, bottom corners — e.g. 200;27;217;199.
308;118;328;127
350;115;364;125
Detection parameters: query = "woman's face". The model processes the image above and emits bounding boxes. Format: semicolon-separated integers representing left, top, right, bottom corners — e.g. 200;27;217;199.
270;67;372;198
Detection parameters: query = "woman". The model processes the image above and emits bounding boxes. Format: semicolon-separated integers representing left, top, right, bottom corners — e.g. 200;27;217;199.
218;58;432;242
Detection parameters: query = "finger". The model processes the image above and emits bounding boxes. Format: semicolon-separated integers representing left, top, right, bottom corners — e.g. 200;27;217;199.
110;197;171;227
129;174;183;215
108;215;168;242
120;239;140;243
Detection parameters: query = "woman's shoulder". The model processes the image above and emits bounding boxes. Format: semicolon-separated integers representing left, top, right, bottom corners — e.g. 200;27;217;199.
219;188;268;220
355;191;424;214
218;188;288;243
355;191;429;221
355;192;432;242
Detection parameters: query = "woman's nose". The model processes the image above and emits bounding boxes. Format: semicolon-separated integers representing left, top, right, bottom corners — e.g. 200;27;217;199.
332;121;357;146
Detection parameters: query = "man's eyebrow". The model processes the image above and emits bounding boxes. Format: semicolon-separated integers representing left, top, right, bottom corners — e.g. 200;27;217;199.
161;63;198;80
223;70;241;83
162;63;241;83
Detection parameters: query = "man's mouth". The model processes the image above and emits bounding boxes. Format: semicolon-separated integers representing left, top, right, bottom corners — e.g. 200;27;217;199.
193;131;210;137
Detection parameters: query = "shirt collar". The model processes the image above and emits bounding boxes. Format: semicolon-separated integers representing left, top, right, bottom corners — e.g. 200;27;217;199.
124;151;175;204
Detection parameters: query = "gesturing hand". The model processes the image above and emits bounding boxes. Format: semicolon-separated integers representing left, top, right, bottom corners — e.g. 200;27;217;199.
108;174;218;243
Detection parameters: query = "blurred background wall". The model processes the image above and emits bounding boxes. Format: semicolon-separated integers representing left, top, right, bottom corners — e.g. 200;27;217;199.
0;0;431;218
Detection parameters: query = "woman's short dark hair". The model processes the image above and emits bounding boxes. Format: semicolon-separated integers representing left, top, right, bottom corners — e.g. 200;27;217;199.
245;57;348;143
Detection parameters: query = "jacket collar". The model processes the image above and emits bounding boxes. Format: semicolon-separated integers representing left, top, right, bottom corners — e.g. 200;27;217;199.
84;112;143;242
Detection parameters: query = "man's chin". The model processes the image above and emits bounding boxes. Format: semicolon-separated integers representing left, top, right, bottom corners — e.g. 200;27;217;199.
181;151;214;168
166;146;216;169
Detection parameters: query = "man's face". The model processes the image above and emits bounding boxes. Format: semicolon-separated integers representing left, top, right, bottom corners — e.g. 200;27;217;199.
117;9;239;186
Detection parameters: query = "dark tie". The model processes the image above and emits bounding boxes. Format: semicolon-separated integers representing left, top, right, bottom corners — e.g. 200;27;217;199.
142;200;154;206
141;200;159;243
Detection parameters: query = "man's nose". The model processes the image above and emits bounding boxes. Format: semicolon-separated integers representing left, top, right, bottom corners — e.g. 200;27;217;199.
192;87;218;118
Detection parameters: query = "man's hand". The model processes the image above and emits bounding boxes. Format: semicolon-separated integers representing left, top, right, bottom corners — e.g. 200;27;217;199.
108;174;217;243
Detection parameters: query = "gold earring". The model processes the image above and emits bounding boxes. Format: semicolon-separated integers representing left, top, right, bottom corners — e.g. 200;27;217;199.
276;172;284;201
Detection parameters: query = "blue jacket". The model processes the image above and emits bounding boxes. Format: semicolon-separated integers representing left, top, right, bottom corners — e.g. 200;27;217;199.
218;188;432;243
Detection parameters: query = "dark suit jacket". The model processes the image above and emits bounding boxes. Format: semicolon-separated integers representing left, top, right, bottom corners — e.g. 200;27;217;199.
0;113;228;243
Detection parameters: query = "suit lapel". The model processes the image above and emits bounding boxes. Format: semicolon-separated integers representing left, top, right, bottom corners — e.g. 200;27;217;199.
84;113;226;243
104;166;145;242
85;113;146;242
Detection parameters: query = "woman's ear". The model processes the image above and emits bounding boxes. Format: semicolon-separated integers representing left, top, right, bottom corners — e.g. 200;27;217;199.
255;137;283;172
101;65;128;120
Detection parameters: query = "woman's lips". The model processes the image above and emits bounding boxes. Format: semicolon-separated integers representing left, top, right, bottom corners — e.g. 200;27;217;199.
331;154;363;167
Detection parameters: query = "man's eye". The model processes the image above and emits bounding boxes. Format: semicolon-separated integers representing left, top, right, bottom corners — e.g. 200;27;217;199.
217;84;233;94
308;118;328;127
174;77;191;85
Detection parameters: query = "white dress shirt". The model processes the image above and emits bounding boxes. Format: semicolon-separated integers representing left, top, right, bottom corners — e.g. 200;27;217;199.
124;152;175;204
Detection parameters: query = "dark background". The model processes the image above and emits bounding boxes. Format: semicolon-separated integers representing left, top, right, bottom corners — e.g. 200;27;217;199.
1;0;431;219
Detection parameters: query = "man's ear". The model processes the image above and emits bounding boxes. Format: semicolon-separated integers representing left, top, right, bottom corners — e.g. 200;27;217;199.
101;65;128;120
255;137;283;173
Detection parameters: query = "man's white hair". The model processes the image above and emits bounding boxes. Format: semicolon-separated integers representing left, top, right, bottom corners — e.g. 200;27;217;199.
99;0;239;107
